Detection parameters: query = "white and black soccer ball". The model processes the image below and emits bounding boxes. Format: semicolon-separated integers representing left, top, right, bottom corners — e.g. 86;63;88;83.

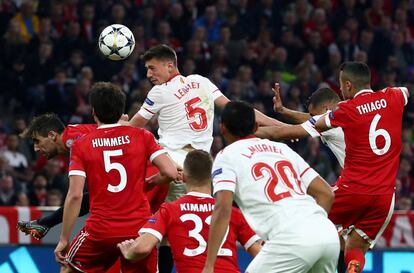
98;24;135;61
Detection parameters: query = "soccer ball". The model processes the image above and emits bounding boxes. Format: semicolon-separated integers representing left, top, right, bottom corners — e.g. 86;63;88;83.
98;24;135;61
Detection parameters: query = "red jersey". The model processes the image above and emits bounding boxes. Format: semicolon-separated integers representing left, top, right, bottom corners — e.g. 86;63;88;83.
139;192;259;273
61;124;98;150
326;87;408;194
68;124;165;238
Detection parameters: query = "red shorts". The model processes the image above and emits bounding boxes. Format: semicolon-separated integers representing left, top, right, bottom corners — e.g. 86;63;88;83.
328;186;394;245
66;229;157;273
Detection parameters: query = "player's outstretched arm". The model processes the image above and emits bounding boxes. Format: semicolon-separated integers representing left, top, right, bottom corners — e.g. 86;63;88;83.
118;234;159;261
152;153;180;182
54;175;85;266
255;124;309;141
128;112;150;128
246;241;262;257
272;83;311;124
203;190;234;273
314;113;331;133
306;176;334;214
214;95;285;127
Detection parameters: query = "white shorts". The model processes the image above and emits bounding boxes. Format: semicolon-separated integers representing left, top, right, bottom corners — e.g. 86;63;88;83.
164;148;189;202
246;216;339;273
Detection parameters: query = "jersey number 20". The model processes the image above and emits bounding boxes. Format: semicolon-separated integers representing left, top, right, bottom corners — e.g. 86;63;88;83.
252;160;304;202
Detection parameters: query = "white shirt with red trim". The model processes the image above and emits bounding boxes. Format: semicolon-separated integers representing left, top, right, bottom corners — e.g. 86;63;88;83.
138;74;224;151
301;112;345;167
212;137;326;240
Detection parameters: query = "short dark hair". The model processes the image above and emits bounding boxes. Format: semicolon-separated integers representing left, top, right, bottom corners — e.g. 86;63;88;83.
89;82;126;124
184;150;213;185
22;113;65;139
340;62;371;89
142;44;177;66
221;101;255;138
308;87;340;108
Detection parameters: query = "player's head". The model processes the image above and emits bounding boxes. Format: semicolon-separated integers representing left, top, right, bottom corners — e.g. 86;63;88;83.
142;44;179;85
89;82;126;124
307;87;341;116
339;62;371;99
220;101;257;143
183;150;213;189
22;113;66;159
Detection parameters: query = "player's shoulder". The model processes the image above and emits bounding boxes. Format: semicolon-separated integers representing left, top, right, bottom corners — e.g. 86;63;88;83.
186;74;205;81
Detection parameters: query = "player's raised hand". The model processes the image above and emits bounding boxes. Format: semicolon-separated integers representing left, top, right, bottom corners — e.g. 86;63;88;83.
117;239;136;260
54;239;69;266
272;83;284;113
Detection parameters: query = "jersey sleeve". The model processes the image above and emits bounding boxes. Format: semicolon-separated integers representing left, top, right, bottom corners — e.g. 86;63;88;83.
395;87;409;106
68;141;86;178
137;86;164;120
142;129;167;162
325;102;352;129
234;208;260;250
212;151;237;195
202;76;224;101
139;204;170;242
301;115;322;138
285;145;319;189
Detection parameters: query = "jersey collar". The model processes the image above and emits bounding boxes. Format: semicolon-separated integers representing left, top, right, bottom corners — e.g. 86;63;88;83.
187;192;213;198
97;123;122;129
165;73;181;84
354;89;374;98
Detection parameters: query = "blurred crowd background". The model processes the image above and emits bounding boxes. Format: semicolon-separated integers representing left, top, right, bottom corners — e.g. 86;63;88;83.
0;0;413;211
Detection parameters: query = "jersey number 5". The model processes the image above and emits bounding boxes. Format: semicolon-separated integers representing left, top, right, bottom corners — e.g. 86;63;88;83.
185;97;208;131
180;213;232;257
104;150;127;193
252;160;304;202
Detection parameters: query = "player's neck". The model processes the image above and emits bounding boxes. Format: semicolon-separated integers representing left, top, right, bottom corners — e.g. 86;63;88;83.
186;185;212;196
57;134;66;154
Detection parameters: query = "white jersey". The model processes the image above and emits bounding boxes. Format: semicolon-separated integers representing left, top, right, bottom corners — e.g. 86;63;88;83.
300;112;345;167
138;74;223;151
212;137;327;241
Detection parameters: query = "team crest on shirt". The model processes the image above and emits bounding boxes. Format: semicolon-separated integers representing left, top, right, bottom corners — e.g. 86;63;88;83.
212;168;222;178
66;139;74;148
148;218;156;224
145;98;155;106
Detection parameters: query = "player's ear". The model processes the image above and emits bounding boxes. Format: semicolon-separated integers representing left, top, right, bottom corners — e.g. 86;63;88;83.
48;131;58;141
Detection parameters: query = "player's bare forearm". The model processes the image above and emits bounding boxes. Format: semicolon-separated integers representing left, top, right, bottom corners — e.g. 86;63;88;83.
246;241;262;257
254;109;285;126
129;112;149;128
277;107;311;124
118;234;158;261
204;191;233;270
255;124;308;141
61;187;83;241
152;153;180;181
307;176;334;214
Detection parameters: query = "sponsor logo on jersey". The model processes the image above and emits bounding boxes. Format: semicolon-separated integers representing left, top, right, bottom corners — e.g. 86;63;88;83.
145;98;155;106
212;168;222;178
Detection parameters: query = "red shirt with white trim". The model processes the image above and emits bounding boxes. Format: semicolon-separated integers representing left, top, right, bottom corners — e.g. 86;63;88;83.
326;87;408;194
69;124;165;237
212;137;325;241
62;124;98;150
139;192;259;273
